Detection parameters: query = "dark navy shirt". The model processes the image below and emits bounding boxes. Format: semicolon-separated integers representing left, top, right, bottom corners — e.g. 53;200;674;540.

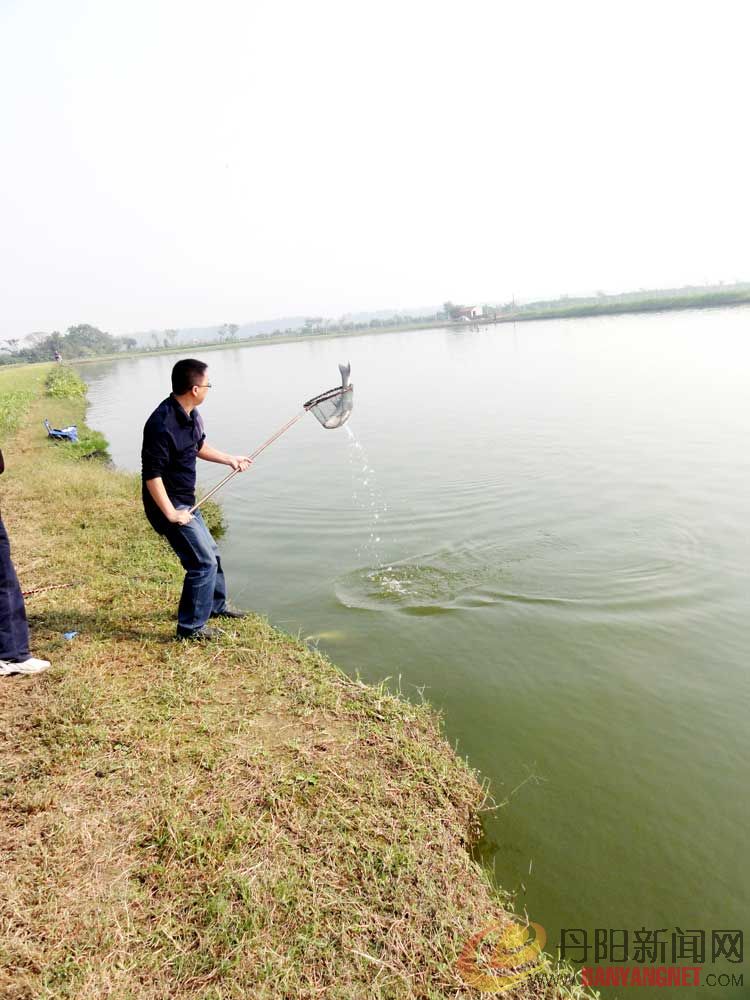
141;395;206;534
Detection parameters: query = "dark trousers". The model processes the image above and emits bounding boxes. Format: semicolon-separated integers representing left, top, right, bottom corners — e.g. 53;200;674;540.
0;516;30;662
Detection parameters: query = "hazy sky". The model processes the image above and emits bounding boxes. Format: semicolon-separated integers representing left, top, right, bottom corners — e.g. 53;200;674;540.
1;0;748;337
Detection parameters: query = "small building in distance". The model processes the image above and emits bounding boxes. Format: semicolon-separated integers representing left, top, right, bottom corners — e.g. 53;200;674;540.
454;305;483;321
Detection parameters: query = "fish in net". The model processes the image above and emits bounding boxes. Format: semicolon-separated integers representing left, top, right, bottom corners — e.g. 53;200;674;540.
305;363;353;429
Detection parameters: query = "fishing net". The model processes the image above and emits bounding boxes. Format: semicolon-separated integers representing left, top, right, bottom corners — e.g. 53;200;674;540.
190;363;354;514
304;384;354;429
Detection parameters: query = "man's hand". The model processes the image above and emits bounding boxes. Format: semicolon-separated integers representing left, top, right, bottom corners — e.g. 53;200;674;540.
198;444;252;471
170;508;193;525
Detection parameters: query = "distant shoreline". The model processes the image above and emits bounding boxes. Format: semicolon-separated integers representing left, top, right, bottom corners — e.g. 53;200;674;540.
9;287;750;370
490;287;750;326
75;292;750;366
71;319;449;365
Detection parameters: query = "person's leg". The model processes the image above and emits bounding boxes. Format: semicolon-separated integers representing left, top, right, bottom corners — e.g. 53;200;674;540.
182;511;228;615
0;517;31;663
164;511;219;635
192;513;228;613
210;550;228;615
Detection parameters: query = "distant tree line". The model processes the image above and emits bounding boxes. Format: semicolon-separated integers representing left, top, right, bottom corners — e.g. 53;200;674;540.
0;324;137;365
5;282;749;365
262;312;444;340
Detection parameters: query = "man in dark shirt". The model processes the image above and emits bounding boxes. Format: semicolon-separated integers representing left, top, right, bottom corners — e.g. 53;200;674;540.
141;358;251;640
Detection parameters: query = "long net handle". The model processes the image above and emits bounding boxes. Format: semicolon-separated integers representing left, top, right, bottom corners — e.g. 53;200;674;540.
188;410;306;515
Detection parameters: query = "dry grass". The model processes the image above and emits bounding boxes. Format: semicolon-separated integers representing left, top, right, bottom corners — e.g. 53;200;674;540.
0;370;593;999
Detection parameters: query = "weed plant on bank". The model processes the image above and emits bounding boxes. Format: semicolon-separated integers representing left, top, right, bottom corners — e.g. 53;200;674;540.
45;365;87;399
0;365;595;1000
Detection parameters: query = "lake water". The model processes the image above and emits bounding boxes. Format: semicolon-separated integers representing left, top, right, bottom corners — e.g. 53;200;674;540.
82;309;750;998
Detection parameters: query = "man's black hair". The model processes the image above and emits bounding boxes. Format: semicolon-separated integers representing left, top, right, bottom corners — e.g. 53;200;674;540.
172;359;208;395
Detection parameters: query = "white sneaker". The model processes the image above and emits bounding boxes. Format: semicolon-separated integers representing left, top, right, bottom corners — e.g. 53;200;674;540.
1;657;51;675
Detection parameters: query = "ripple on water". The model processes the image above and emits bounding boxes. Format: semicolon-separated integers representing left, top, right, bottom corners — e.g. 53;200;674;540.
334;515;720;621
335;562;468;614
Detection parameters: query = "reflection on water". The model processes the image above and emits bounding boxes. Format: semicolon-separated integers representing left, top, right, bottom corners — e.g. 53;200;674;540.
82;309;750;1000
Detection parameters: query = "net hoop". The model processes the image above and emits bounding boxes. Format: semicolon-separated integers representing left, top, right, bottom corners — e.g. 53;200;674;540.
303;384;353;410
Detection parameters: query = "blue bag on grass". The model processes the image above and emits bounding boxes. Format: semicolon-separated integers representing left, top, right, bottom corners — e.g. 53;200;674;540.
44;418;79;443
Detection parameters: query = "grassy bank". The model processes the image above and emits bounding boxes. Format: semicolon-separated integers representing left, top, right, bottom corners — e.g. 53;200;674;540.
0;366;48;437
0;367;592;999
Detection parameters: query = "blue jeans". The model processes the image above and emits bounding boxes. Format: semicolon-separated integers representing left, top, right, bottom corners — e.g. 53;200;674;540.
0;516;30;661
164;509;228;635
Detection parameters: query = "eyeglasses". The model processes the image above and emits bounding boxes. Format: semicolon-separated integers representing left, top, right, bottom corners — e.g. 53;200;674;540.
193;382;212;389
